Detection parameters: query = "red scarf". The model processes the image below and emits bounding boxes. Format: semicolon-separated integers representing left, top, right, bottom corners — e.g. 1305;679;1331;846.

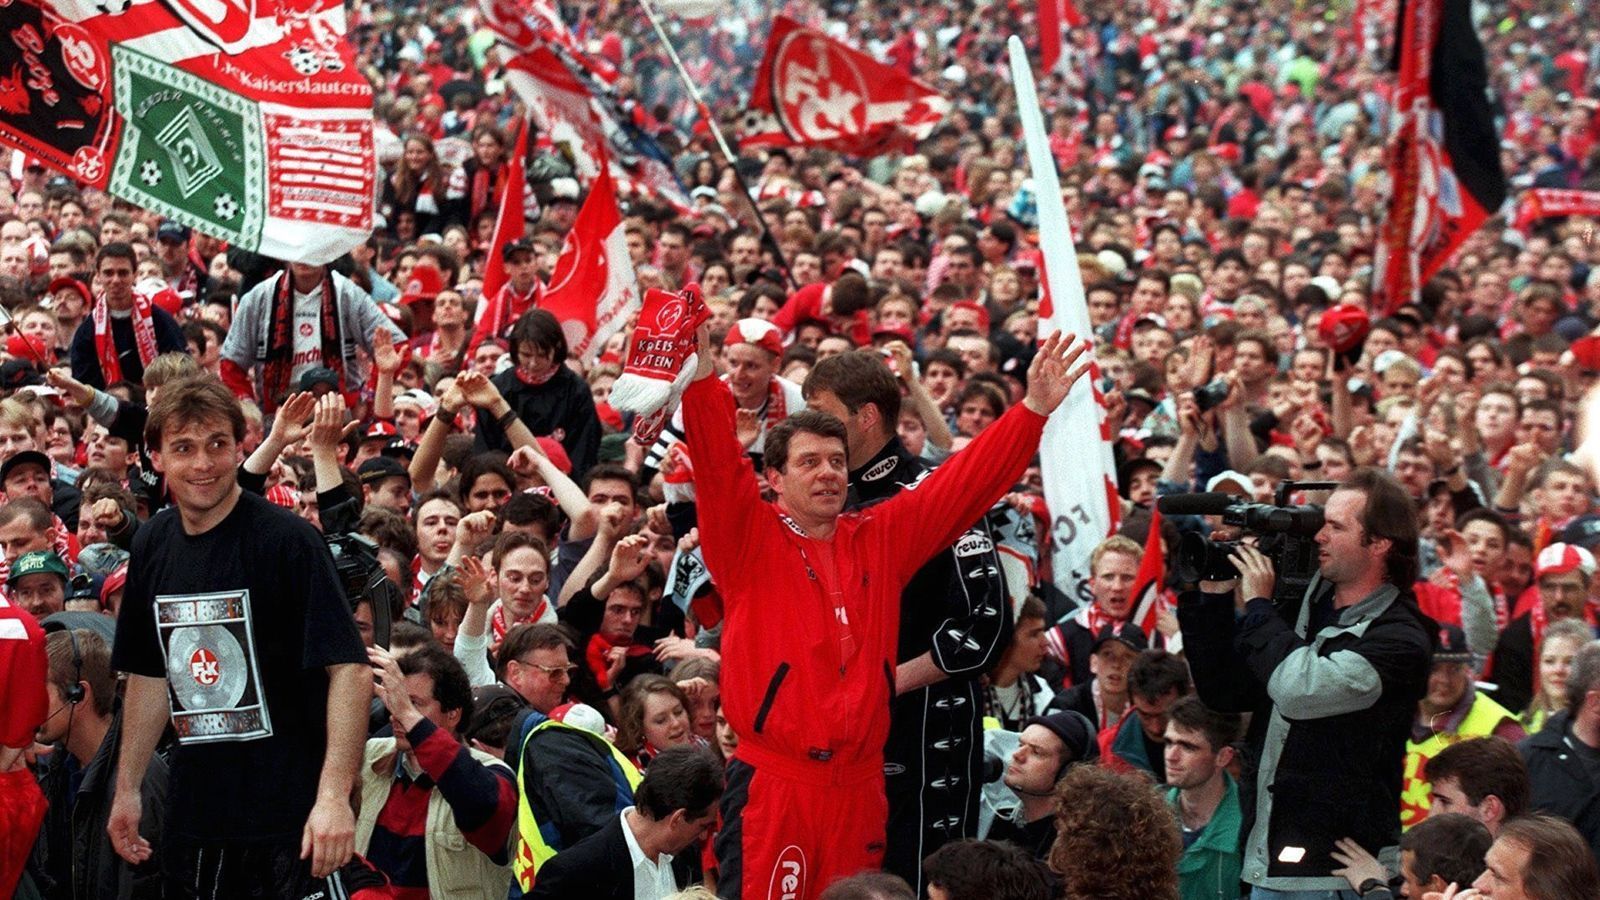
470;162;505;223
92;291;158;385
489;597;549;651
1079;602;1129;639
262;271;341;413
514;364;558;387
586;631;652;691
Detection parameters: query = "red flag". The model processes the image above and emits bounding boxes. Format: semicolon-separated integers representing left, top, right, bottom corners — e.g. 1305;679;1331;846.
539;167;639;362
481;120;528;301
1129;509;1167;635
1039;0;1084;74
467;121;530;354
1372;0;1507;314
741;17;950;156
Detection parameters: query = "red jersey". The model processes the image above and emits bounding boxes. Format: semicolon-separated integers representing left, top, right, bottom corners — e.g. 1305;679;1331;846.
0;592;47;748
683;376;1045;770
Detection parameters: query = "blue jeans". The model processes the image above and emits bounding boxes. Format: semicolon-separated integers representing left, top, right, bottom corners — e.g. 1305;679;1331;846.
1249;888;1362;900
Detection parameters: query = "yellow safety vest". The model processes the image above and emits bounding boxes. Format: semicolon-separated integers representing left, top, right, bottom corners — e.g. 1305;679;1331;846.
1400;693;1516;829
511;718;643;893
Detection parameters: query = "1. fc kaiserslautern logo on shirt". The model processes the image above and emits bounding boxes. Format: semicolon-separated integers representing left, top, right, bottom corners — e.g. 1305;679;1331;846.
154;589;272;743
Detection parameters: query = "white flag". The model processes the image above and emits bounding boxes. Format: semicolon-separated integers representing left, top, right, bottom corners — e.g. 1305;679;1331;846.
1008;36;1120;610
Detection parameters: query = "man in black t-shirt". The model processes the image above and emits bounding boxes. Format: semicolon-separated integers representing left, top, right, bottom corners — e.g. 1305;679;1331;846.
107;376;372;899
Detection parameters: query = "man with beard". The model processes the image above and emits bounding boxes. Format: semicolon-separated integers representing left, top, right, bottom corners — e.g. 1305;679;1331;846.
802;350;1013;891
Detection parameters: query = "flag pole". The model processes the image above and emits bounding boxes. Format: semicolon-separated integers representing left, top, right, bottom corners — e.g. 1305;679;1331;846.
634;0;797;290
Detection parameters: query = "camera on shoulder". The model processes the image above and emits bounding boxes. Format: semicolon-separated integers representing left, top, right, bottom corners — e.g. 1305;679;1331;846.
1158;480;1340;609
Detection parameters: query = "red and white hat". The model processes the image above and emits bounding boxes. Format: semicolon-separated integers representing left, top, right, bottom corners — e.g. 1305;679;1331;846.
726;318;783;357
1536;542;1597;579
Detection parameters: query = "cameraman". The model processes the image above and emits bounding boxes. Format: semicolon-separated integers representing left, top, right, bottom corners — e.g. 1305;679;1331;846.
1178;468;1432;898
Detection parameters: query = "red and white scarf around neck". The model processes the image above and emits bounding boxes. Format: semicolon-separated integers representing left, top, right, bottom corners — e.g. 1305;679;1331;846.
93;291;158;385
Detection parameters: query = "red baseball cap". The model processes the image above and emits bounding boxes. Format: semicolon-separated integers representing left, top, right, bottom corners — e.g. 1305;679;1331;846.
1536;543;1597;579
46;277;92;308
536;437;571;474
401;264;445;305
1318;304;1371;367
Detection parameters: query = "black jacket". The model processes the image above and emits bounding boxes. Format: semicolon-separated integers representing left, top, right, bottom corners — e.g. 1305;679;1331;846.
67;305;187;390
1489;613;1537;714
846;437;1013;678
514;719;635;853
475;366;600;477
528;812;694;900
31;723;169;900
1520;710;1600;861
1179;580;1431;890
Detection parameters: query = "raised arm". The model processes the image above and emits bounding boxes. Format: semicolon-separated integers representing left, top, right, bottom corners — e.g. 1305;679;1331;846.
877;333;1092;580
457;370;540;453
371;329;405;424
681;326;769;583
508;444;600;541
411;379;465;495
888;341;952;452
244;391;315;476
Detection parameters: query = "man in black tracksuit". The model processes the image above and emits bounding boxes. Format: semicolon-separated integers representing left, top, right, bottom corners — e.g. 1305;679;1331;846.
805;352;1013;892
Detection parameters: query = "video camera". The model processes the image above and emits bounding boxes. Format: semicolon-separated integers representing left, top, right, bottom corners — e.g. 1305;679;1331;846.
326;531;401;648
1157;480;1339;611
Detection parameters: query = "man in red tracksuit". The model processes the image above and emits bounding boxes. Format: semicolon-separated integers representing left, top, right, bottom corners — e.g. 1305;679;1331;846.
685;326;1089;899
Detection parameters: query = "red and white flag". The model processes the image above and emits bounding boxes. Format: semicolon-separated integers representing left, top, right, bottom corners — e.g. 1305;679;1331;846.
1038;0;1085;74
467;120;533;354
0;0;374;265
503;44;611;182
1010;37;1120;608
741;16;949;157
480;120;529;303
1129;509;1168;636
540;167;639;362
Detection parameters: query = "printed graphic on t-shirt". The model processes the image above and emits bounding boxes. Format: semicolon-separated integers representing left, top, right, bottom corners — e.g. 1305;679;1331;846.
155;589;273;743
291;295;322;383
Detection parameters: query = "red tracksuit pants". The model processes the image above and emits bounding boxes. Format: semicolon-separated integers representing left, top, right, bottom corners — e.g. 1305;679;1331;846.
716;743;886;900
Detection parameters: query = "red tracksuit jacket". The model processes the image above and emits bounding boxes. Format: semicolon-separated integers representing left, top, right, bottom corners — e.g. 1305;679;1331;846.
683;376;1047;771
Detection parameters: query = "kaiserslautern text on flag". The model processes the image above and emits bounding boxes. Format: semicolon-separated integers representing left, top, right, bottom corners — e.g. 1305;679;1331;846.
740;16;950;157
1372;0;1506;314
0;0;376;265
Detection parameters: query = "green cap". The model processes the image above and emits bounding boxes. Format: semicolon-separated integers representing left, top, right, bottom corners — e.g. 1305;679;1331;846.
12;550;68;582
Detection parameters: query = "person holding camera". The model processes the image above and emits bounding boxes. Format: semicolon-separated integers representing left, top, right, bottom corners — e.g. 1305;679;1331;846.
1178;467;1433;898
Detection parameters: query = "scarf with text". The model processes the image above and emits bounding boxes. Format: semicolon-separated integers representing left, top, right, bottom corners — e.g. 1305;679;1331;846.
92;291;158;386
262;271;341;412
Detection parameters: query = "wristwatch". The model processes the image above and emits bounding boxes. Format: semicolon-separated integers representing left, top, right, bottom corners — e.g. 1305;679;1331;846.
1357;877;1388;897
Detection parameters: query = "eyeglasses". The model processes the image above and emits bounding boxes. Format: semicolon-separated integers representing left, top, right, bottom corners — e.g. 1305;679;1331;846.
518;660;577;679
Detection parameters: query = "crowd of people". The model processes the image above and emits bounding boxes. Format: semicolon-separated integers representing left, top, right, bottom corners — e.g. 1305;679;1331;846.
3;0;1600;896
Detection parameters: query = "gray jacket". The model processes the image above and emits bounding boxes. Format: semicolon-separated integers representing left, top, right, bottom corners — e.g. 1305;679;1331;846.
220;270;403;403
